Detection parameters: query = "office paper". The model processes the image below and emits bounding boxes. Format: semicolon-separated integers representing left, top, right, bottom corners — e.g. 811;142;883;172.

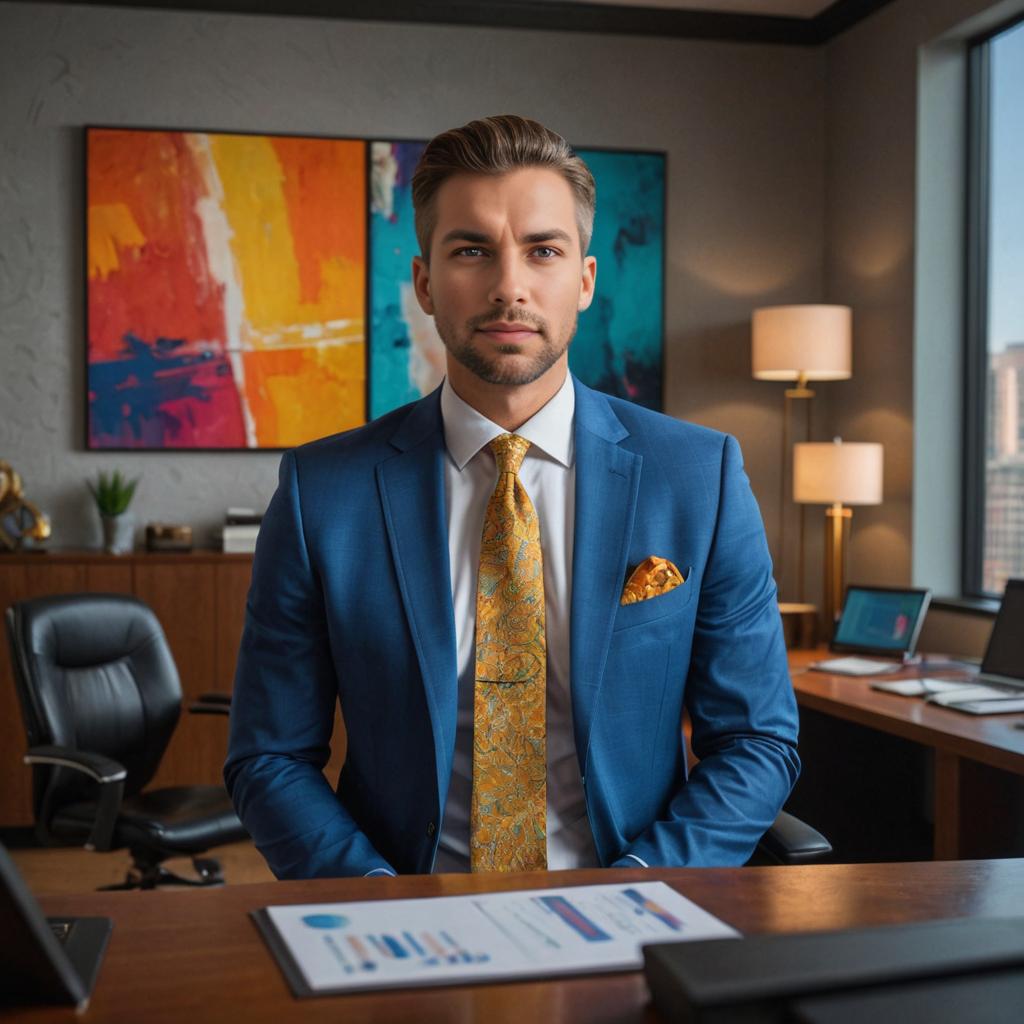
256;881;736;995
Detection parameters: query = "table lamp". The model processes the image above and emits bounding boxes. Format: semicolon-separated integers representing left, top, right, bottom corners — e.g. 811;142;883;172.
793;438;883;630
752;305;852;601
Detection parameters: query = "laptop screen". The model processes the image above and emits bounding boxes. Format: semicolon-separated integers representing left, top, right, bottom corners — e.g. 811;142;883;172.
832;587;930;654
981;579;1024;680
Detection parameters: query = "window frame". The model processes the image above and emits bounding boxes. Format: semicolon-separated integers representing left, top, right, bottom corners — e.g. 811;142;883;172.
962;13;1024;600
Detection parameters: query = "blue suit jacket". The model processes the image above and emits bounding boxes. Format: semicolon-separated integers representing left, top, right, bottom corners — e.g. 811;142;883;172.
225;377;800;878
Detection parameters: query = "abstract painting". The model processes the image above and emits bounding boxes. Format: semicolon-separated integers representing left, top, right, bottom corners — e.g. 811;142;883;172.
369;141;664;419
87;128;367;449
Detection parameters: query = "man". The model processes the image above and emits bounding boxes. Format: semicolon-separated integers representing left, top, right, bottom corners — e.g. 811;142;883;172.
225;115;800;879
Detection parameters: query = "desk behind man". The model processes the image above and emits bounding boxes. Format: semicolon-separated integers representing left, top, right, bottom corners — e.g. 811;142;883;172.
787;646;1024;861
225;114;799;879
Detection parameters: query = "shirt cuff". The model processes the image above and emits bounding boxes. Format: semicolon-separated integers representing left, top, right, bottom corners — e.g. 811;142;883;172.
364;867;397;877
623;853;649;868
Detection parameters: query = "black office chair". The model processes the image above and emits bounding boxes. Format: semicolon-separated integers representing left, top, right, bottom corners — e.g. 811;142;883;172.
753;810;831;865
4;593;247;890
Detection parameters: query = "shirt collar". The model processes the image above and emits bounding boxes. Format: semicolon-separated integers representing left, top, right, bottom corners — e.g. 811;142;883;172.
440;371;576;471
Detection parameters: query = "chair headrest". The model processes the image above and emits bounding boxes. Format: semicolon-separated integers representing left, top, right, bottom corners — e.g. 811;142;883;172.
15;593;166;669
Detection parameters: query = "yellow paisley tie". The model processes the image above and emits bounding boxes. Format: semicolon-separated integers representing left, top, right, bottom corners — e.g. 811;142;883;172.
470;433;547;872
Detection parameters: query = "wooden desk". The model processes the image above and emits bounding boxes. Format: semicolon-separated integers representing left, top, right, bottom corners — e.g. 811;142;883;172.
10;861;1024;1023
788;648;1024;859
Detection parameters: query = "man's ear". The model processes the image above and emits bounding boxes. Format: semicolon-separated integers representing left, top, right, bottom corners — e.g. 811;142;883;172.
412;255;434;315
578;255;597;312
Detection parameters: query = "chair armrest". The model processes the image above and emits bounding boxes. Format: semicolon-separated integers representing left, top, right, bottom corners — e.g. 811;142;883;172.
189;691;231;715
24;744;126;852
756;810;832;865
25;744;126;783
188;702;230;715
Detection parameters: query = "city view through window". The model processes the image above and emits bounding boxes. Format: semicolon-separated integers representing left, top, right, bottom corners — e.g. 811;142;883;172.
982;18;1024;596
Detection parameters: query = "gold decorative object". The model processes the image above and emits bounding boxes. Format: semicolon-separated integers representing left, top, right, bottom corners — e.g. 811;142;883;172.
146;523;193;553
0;461;51;551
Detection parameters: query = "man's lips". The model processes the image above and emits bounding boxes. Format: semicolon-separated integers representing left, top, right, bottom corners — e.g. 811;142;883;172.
476;324;539;343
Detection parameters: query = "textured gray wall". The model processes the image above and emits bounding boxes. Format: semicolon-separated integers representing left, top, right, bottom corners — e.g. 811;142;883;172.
0;2;825;551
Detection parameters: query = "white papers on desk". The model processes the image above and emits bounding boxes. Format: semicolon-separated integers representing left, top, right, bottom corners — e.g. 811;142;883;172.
871;678;972;697
871;678;1024;713
255;882;737;996
812;656;903;676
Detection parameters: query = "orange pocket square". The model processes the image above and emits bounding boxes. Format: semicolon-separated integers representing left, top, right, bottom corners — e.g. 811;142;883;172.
620;556;686;605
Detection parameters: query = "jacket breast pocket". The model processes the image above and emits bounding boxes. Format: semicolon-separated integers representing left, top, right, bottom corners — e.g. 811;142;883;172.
612;565;694;634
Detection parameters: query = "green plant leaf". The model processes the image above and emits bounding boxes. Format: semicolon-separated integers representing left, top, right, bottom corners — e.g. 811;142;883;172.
87;469;140;517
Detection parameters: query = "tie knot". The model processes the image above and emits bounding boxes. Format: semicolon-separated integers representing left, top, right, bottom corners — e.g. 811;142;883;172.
490;433;531;476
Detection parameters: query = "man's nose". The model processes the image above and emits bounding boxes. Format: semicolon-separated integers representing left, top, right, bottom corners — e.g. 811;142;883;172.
486;253;528;306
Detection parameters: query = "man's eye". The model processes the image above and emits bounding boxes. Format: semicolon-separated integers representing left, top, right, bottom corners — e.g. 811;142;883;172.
532;247;559;258
455;247;486;257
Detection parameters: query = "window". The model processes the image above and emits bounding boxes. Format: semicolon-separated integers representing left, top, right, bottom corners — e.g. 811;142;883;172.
964;15;1024;599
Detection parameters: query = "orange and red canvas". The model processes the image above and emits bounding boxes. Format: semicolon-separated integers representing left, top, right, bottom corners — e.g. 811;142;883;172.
86;128;366;448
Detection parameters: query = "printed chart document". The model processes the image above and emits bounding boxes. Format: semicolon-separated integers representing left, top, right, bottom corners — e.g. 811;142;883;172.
253;881;737;997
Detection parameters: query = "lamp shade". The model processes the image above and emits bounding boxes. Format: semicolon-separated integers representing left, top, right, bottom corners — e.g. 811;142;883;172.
793;439;883;505
752;304;852;381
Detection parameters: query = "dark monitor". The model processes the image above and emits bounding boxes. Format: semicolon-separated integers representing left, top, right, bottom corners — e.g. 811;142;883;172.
0;843;111;1012
830;586;931;658
981;578;1024;681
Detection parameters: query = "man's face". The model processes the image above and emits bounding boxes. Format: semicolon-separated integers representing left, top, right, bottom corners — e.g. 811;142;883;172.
412;167;596;390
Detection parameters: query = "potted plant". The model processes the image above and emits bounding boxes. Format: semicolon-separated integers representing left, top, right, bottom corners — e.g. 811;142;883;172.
88;470;139;554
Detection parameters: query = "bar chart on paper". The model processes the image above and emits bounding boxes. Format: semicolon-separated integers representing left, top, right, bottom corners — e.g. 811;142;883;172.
255;882;738;996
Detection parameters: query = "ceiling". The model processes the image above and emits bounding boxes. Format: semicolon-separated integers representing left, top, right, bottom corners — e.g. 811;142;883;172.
57;0;896;44
540;0;835;16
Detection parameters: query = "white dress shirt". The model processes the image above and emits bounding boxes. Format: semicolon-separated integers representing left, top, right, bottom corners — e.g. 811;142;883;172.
434;371;600;872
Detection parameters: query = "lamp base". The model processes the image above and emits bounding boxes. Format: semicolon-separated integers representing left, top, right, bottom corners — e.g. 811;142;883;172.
823;505;853;633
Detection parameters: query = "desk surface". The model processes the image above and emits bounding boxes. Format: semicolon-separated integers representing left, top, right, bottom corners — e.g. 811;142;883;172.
12;861;1024;1023
788;648;1024;775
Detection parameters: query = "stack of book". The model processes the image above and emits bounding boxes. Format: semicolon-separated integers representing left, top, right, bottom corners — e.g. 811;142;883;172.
220;507;263;554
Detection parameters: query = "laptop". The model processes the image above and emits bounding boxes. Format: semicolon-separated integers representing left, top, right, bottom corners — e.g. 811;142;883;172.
909;578;1024;715
811;585;932;676
0;842;112;1013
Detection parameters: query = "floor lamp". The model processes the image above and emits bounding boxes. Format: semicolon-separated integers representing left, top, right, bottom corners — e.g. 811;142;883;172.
793;438;884;632
752;305;851;602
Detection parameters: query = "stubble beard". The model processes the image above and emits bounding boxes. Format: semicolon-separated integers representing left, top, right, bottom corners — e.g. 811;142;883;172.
435;308;578;387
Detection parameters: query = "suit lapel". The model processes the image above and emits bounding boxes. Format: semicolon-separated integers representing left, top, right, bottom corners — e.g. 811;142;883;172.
376;389;459;812
569;379;643;770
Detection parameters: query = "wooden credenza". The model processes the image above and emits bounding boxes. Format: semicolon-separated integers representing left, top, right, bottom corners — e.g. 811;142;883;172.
0;550;345;828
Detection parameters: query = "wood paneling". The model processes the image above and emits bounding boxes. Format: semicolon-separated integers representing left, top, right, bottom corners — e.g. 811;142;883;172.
214;561;252;692
85;562;133;593
134;560;221;791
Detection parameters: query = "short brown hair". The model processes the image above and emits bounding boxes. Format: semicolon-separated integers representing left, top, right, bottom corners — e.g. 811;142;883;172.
411;114;596;260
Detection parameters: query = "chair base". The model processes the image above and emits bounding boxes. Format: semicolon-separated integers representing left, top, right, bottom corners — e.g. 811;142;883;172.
98;853;225;891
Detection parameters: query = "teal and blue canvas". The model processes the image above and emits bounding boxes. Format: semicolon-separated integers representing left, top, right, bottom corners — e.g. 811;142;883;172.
369;141;665;419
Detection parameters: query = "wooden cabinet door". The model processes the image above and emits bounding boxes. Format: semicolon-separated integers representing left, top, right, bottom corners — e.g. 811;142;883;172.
214;561;252;693
134;561;223;792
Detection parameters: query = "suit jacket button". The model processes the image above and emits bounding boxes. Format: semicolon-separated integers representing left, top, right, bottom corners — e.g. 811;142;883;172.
426;821;436;837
